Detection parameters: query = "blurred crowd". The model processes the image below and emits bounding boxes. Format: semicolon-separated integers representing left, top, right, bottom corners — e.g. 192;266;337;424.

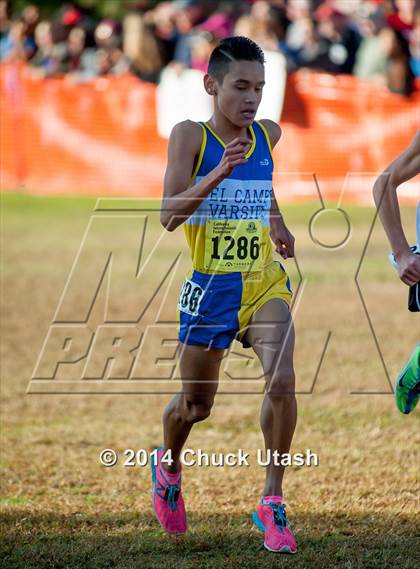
0;0;418;95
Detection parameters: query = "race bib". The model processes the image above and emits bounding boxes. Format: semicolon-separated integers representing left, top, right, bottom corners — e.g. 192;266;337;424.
178;278;205;316
204;219;263;272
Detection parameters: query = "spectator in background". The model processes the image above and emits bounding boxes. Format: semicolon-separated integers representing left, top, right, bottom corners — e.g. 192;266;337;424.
199;4;234;40
50;7;98;80
30;20;64;76
0;16;36;62
387;0;415;36
284;0;325;69
0;0;11;41
60;26;87;72
234;0;287;52
146;2;180;65
354;1;414;95
94;18;121;50
124;12;165;83
0;0;417;96
108;43;130;75
288;15;334;71
66;19;130;81
60;5;82;38
409;10;419;76
58;4;98;50
174;1;206;36
95;48;113;76
381;25;414;95
314;3;361;73
21;4;40;46
48;5;80;50
93;19;130;75
171;2;207;68
285;0;311;52
354;6;388;82
189;29;218;72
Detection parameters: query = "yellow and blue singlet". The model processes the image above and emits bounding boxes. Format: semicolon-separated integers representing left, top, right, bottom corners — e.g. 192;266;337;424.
177;120;292;349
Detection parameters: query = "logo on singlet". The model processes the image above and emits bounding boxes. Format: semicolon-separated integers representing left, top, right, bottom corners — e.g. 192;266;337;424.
246;221;258;233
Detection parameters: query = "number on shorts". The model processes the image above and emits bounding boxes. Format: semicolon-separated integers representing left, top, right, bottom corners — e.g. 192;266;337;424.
178;278;204;316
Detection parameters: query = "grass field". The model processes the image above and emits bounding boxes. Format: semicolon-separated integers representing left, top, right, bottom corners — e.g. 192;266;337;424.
1;192;419;569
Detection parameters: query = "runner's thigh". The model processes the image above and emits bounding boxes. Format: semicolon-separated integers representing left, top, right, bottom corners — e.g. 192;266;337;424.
178;343;224;402
244;298;295;384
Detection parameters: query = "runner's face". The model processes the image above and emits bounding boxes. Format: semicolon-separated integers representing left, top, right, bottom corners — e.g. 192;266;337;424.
217;60;265;127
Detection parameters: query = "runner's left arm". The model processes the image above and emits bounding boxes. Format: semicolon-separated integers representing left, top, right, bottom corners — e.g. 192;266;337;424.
260;119;295;259
372;132;420;286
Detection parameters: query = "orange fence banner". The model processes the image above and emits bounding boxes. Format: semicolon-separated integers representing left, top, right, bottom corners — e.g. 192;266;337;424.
1;63;418;202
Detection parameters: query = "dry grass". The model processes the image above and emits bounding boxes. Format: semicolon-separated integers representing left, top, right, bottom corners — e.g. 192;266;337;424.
1;193;419;569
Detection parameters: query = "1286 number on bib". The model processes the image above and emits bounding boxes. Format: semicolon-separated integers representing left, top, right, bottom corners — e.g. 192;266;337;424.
204;219;263;272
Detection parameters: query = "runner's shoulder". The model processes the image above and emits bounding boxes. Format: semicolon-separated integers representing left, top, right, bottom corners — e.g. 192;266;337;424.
169;120;204;154
258;119;282;149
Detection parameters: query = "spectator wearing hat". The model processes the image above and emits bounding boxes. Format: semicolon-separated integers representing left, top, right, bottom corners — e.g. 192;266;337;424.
387;0;415;37
315;2;361;73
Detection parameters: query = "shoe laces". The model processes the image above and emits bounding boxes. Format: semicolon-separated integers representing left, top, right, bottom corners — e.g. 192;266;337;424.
268;502;288;532
400;372;419;390
165;483;180;511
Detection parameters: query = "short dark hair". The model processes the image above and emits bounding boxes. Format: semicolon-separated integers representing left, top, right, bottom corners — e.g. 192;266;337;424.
207;36;265;84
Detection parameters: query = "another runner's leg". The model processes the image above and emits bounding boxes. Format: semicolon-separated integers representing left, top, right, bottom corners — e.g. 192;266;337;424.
395;342;420;414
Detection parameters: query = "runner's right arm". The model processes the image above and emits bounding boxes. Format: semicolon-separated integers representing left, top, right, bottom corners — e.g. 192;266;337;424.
160;120;251;231
372;131;420;286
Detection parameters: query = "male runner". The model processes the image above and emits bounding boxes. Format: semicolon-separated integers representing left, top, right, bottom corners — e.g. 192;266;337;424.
153;37;297;554
372;131;420;414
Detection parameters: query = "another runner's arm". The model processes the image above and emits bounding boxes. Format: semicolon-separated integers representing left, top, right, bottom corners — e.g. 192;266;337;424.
161;120;251;231
373;131;420;285
373;131;420;256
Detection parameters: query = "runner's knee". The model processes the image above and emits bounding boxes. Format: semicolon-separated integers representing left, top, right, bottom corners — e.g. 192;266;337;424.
184;396;213;423
266;371;295;400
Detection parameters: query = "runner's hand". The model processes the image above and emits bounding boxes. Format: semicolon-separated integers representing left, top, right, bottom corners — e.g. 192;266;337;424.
270;216;295;259
396;250;420;286
215;137;252;179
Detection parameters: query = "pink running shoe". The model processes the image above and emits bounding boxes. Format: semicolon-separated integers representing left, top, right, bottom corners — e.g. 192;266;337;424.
252;496;297;553
151;447;187;534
